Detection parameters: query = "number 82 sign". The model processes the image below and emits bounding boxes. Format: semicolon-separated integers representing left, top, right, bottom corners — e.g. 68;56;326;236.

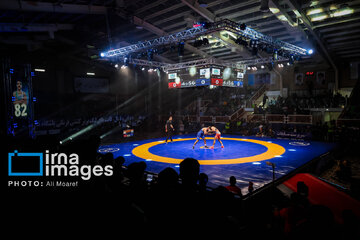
14;103;28;117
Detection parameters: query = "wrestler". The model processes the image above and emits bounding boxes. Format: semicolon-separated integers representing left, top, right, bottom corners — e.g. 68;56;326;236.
209;126;224;149
192;126;211;149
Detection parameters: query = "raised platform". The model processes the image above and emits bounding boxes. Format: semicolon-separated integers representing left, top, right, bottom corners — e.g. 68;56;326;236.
98;134;336;192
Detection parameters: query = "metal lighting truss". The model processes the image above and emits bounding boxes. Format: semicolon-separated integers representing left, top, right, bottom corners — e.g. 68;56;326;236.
129;58;166;68
104;26;208;57
236;56;289;66
216;19;307;56
125;55;289;71
102;19;308;58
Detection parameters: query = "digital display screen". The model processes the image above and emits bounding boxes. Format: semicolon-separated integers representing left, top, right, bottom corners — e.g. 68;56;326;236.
167;65;245;88
12;80;29;118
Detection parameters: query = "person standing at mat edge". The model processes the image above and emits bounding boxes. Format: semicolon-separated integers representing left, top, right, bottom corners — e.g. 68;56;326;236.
165;116;175;143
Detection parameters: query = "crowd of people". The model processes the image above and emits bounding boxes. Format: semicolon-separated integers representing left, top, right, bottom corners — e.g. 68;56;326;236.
5;133;357;237
255;91;347;115
180;86;256;117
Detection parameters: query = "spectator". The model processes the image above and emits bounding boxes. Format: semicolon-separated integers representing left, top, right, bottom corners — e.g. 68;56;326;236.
179;158;200;191
226;176;243;198
199;173;209;193
248;181;254;194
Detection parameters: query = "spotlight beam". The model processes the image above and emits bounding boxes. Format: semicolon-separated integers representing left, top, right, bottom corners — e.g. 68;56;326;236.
60;80;162;144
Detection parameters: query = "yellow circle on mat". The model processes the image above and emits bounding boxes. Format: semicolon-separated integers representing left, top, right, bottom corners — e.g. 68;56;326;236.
132;137;286;165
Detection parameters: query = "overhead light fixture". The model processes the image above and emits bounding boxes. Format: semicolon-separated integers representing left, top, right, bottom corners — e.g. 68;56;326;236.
333;5;354;17
310;13;328;22
307;49;314;55
261;65;265;69
306;8;324;15
100;52;105;57
86;72;95;76
269;7;280;14
329;4;337;11
34;68;45;72
141;67;145;71
114;64;119;68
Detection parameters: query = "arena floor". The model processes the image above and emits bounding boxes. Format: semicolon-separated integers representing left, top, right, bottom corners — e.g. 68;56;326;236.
98;134;336;192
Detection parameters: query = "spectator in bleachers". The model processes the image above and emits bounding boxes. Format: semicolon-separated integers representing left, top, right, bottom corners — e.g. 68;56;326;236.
225;176;243;198
199;173;209;193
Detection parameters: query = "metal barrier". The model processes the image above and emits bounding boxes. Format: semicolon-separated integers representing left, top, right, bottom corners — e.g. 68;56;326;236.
287;115;312;124
266;114;285;123
247;114;313;124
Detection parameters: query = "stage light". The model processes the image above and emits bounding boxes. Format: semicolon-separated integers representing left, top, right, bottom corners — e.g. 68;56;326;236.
202;38;209;45
198;0;208;7
34;68;46;72
147;49;154;61
307;49;314;55
141;67;145;71
240;23;246;31
178;41;185;56
100;52;105;57
247;66;251;70
193;39;203;47
124;56;129;66
261;65;265;69
86;72;95;76
235;37;248;46
289;55;295;64
115;64;119;68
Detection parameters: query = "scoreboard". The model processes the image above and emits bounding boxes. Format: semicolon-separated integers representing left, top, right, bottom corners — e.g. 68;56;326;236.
168;65;244;89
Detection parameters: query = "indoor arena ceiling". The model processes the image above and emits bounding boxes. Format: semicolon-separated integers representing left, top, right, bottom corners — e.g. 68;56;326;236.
0;0;359;66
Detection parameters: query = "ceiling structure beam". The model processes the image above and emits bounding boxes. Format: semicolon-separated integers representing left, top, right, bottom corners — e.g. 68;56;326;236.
181;0;216;22
0;23;73;32
132;15;211;60
283;0;339;92
0;0;107;14
135;0;168;15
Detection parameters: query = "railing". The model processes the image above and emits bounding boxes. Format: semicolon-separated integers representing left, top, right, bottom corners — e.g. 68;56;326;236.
336;118;360;127
230;108;245;121
247;114;312;124
246;84;267;108
287;115;312;124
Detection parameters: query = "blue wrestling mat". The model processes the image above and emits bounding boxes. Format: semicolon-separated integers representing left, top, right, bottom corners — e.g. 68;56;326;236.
98;134;336;192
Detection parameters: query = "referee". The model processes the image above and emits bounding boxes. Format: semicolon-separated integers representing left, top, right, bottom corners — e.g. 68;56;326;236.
165;116;175;143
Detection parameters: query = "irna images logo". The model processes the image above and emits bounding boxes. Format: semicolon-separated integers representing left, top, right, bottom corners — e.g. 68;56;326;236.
8;150;113;180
